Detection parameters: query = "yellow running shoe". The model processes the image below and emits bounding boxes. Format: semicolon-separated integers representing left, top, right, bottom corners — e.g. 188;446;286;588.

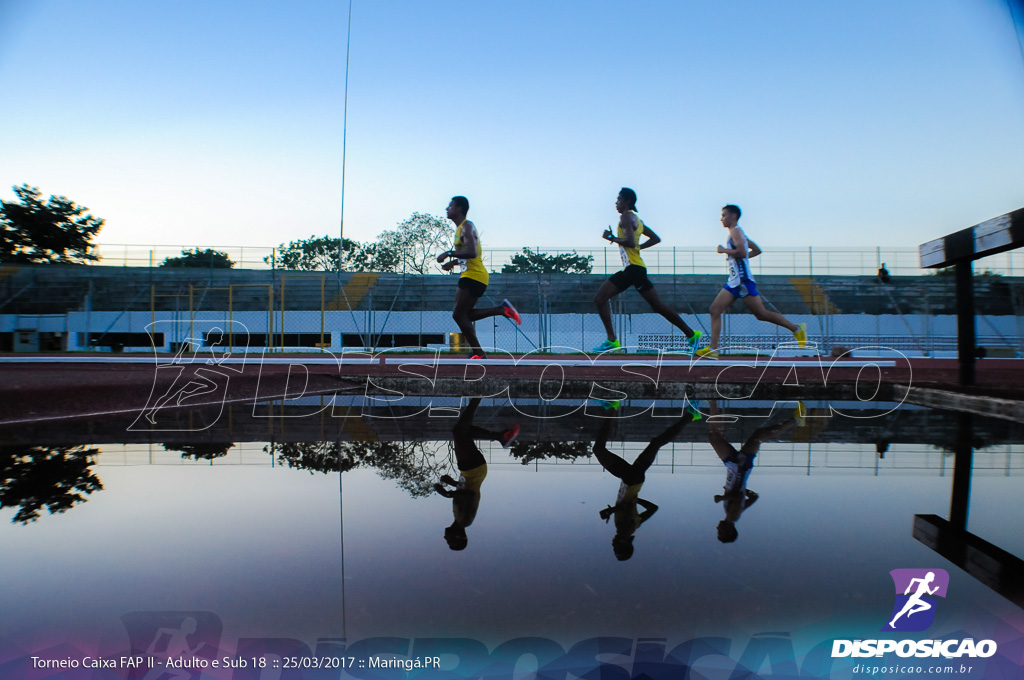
695;347;720;359
794;323;807;348
793;401;806;427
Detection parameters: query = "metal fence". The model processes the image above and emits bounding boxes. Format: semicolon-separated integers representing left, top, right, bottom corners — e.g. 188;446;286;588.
94;244;277;270
89;440;1024;478
24;276;1019;357
91;243;1023;277
5;255;1023;355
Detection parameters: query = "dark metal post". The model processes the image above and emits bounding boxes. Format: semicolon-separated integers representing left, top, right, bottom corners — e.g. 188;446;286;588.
949;412;973;531
955;260;975;385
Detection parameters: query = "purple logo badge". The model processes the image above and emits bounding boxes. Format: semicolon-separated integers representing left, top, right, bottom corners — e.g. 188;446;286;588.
883;569;949;632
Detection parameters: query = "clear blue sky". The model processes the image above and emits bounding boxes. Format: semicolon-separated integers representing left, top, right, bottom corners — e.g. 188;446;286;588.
2;0;1023;254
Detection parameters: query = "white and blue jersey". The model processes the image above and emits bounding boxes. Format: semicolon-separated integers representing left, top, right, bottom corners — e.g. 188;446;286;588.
723;227;759;298
723;452;755;495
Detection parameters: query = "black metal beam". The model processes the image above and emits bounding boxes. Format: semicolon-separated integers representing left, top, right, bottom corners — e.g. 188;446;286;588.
955;262;976;386
918;207;1024;385
920;207;1024;269
913;514;1024;608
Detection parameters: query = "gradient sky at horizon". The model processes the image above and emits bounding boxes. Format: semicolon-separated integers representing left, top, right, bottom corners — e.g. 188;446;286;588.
1;0;1023;256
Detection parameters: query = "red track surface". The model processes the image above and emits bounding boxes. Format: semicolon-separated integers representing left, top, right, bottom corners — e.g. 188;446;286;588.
1;354;1021;426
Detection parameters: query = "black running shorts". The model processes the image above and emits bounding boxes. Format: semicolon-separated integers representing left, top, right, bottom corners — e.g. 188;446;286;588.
457;277;487;298
608;265;654;293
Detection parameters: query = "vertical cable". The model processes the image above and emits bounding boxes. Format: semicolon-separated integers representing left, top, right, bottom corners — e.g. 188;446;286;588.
1007;0;1024;68
338;0;354;273
339;463;346;639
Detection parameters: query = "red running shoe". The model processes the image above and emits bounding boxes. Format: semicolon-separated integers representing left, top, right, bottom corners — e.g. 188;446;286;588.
500;424;521;448
502;299;522;325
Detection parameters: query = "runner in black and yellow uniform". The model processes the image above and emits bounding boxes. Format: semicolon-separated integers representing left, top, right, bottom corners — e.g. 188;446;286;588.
436;196;521;359
434;397;520;550
593;188;701;353
594;403;701;560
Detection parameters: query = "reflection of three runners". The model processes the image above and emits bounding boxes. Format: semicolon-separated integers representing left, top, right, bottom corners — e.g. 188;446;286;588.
437;189;807;356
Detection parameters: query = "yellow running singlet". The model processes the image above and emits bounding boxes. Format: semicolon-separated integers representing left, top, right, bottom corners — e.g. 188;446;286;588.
617;211;646;268
455;220;489;286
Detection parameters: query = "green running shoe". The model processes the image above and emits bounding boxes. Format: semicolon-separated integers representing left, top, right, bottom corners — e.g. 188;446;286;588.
592;338;621;353
685;330;703;355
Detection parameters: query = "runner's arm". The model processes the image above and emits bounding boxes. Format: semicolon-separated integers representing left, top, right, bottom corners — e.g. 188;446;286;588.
747;239;762;258
639;224;662;249
719;227;749;258
637;498;659;521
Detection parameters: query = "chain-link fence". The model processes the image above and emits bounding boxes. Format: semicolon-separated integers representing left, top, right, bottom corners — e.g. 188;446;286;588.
93;244;277;269
2;265;1022;356
90;244;1024;277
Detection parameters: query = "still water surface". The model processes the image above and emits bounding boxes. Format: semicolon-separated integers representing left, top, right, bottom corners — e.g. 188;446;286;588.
1;398;1022;671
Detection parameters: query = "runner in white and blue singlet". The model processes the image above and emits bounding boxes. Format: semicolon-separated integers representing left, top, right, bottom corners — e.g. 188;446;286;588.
708;400;799;543
723;225;759;298
696;204;807;358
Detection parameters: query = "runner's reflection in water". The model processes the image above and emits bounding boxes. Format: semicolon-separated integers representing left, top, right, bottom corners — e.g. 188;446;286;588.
434;397;520;551
594;402;702;560
708;400;801;543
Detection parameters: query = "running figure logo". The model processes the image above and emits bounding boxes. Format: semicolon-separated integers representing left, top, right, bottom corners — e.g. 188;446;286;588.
884;568;949;632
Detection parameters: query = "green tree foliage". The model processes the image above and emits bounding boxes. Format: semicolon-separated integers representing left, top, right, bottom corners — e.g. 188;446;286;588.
0;445;103;523
160;248;235;269
376;212;450;274
162;442;235;459
0;184;104;264
508;440;592;465
266;235;378;271
268;212;450;274
502;247;593;274
270;439;448;497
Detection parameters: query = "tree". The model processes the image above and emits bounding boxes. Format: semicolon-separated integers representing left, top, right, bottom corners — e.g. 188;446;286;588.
502;247;593;274
0;184;104;264
160;248;235;269
267;235;378;271
270;439;448;497
376;212;451;274
508;440;592;465
269;212;450;274
0;445;103;523
162;442;235;459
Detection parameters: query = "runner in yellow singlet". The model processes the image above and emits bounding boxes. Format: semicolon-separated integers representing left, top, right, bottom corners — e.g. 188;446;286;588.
434;397;520;550
436;196;521;359
594;403;701;560
593;188;701;353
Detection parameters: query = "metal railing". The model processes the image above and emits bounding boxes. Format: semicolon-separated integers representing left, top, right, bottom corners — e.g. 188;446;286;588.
91;243;1023;277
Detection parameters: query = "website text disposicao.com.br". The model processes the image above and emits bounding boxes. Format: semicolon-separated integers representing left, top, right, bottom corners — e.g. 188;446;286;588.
850;662;978;676
838;637;996;677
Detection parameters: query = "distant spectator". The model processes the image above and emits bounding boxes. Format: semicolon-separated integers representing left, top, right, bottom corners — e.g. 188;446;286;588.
877;263;891;283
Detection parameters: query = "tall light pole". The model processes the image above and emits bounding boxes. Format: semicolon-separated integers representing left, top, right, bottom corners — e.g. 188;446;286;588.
338;0;354;273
